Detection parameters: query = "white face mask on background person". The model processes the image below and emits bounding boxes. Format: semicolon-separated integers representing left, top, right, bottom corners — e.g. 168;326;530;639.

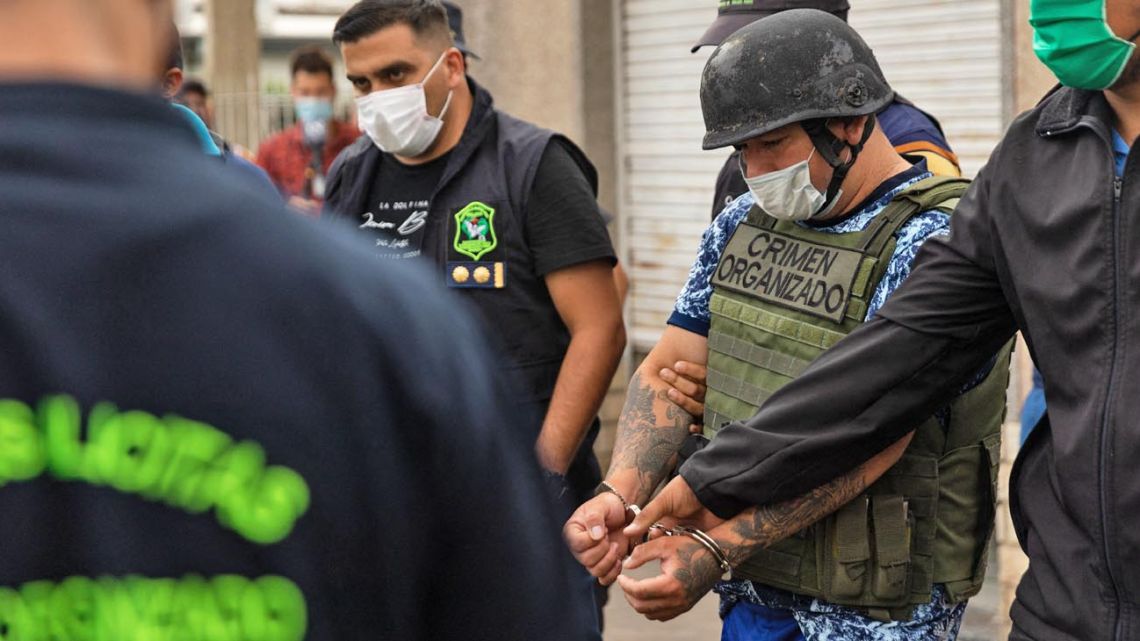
741;149;841;222
355;52;454;157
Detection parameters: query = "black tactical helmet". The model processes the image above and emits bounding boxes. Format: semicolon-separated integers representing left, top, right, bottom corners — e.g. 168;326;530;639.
700;9;893;150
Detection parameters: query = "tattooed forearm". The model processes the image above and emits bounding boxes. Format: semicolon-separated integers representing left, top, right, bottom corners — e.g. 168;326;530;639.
608;370;693;503
672;541;722;603
719;465;870;567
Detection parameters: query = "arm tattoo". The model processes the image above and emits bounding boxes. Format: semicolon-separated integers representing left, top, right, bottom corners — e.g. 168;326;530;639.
672;542;721;603
720;466;870;567
609;371;693;503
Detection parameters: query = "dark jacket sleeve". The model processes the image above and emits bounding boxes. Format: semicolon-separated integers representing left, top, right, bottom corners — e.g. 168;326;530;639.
681;160;1019;518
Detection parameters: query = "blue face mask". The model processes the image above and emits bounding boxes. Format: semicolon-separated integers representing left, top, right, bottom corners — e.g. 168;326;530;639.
294;98;334;125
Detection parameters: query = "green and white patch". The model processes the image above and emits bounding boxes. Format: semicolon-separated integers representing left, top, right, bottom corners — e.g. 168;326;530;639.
453;202;498;261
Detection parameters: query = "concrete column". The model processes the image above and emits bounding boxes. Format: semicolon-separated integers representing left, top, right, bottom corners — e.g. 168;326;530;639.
461;2;586;142
204;0;261;150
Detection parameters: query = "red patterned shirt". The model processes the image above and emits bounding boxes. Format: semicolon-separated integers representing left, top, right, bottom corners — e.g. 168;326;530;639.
255;120;360;201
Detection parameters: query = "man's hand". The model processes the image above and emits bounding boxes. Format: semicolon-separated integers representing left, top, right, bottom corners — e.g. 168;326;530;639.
624;476;724;539
616;534;720;621
563;493;634;586
658;361;707;434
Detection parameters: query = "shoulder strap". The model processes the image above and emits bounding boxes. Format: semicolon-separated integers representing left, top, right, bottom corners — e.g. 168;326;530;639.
859;176;970;256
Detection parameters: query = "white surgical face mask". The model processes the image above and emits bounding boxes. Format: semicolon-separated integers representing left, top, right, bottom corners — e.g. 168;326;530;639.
741;149;841;222
356;52;454;157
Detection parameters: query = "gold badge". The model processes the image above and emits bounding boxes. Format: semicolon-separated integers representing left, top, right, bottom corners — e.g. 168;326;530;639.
473;266;491;284
452;266;471;284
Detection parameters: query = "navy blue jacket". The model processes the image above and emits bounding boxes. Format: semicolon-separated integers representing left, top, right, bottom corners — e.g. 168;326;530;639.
0;82;591;641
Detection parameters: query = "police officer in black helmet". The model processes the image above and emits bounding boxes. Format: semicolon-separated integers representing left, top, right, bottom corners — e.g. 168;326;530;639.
694;0;962;222
565;11;1009;641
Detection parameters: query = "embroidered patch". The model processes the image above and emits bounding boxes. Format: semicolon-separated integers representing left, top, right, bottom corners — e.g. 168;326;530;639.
453;202;498;261
712;223;863;323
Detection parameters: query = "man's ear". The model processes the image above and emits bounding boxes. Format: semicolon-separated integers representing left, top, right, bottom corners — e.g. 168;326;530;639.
445;47;466;88
162;67;184;100
826;115;870;146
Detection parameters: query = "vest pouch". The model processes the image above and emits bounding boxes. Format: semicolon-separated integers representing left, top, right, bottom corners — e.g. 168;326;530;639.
939;433;1002;601
870;495;912;604
824;496;870;599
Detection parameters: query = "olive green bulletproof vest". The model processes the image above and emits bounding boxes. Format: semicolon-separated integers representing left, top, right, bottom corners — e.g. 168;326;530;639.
704;176;1012;620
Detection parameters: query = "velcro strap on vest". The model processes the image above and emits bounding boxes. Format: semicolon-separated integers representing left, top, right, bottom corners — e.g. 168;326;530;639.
827;497;871;599
835;502;870;564
707;367;776;408
708;331;813;380
710;295;847;351
872;496;910;601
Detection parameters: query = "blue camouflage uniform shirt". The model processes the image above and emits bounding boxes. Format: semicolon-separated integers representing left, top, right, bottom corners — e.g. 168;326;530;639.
669;163;968;640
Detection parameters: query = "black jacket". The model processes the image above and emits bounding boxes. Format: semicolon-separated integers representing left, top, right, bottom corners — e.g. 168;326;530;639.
681;86;1139;641
324;80;600;406
0;82;592;641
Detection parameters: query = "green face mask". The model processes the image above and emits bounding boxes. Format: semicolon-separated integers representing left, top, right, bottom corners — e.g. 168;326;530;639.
1030;0;1140;90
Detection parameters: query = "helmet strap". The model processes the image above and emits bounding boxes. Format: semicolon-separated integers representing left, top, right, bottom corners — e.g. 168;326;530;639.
802;115;877;214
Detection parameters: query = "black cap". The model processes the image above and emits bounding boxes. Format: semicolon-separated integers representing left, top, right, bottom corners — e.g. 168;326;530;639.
691;0;849;53
442;2;481;61
168;21;184;71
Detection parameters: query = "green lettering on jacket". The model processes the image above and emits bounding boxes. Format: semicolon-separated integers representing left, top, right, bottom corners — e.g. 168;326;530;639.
0;575;306;641
0;395;309;545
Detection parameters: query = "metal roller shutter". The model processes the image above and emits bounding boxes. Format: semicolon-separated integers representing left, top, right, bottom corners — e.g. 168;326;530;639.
849;0;1006;177
619;0;723;350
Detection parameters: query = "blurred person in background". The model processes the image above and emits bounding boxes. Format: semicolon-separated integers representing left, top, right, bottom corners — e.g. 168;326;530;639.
176;77;213;129
257;45;360;214
164;22;277;197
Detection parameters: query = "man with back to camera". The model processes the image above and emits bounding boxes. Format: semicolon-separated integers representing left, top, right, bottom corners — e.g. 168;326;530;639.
625;0;1140;639
0;0;594;638
564;11;1010;640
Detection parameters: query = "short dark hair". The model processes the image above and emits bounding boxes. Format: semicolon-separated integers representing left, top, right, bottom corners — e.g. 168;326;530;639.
167;21;184;71
333;0;452;47
179;79;209;99
290;46;335;81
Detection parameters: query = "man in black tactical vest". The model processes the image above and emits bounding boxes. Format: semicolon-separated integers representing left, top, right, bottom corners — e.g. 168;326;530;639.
564;11;1010;640
323;2;624;636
